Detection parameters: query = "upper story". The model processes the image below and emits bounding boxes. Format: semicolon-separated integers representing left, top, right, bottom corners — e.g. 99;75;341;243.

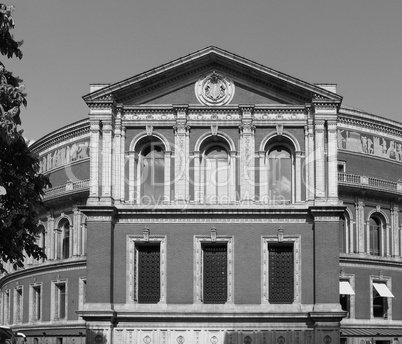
29;46;402;211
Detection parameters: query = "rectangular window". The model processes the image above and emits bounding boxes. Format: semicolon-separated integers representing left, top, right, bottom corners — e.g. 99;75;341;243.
14;287;23;323
202;244;227;304
137;244;160;303
268;244;294;304
372;282;393;319
53;282;67;320
4;290;10;325
31;285;42;321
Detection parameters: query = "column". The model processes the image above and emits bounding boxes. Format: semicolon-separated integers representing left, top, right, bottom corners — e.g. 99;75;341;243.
355;200;365;253
295;151;302;203
259;151;268;203
239;106;255;203
314;120;326;200
47;215;55;260
173;106;190;203
366;220;370;254
385;224;390;257
327;120;338;203
112;109;122;203
349;218;355;253
73;208;80;257
164;151;172;203
88;120;101;205
120;127;126;203
101;120;113;204
229;151;237;203
128;152;136;203
307;125;315;201
193;151;201;203
391;205;399;256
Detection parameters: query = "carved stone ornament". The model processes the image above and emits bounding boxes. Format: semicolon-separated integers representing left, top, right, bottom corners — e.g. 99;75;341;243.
195;72;235;106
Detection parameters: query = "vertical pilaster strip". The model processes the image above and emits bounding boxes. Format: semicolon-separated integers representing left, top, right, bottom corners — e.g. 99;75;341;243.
193;152;201;203
259;151;267;203
391;205;399;256
295;151;302;203
73;208;80;257
327;120;338;202
48;215;55;260
349;219;355;253
229;151;237;203
128;152;135;203
173;106;189;203
365;220;370;254
88;120;101;204
164;151;172;203
385;224;390;257
314;120;326;199
355;200;365;253
113;108;122;203
120;127;126;203
239;106;255;203
307;125;315;201
101;120;113;203
304;123;310;200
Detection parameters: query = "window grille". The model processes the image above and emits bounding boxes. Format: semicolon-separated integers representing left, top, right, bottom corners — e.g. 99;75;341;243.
203;244;227;303
269;244;294;303
137;244;160;303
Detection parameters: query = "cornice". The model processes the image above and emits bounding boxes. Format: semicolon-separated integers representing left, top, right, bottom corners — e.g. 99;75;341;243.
0;259;87;287
339;106;402;137
30;119;90;154
340;254;402;270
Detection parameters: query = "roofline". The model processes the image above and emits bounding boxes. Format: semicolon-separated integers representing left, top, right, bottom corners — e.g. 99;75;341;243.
82;45;342;103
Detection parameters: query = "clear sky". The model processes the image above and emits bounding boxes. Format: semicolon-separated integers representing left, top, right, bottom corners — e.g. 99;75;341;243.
4;0;402;140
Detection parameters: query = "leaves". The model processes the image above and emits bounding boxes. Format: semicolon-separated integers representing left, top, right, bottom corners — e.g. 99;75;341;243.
0;135;50;273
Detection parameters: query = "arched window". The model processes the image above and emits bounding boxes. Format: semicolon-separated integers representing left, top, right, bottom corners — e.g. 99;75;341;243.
201;143;230;204
56;218;70;260
369;216;381;256
135;138;165;204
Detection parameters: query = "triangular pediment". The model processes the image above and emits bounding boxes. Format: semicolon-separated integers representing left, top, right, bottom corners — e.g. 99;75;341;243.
83;46;342;107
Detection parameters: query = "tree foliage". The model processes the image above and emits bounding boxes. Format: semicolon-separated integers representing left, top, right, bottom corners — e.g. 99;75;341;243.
0;4;50;273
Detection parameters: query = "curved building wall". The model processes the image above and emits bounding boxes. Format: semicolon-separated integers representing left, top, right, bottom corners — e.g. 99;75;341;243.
1;48;402;344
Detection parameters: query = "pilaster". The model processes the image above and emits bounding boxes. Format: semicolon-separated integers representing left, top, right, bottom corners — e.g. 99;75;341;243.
100;120;114;204
391;205;399;256
307;122;315;202
314;120;326;200
327;120;338;203
355;200;365;253
173;105;190;203
112;107;123;204
239;105;255;203
88;119;101;205
73;207;81;257
47;215;55;260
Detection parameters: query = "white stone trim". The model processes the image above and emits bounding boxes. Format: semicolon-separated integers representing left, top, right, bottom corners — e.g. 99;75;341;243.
193;234;234;304
29;282;43;323
51;278;68;321
127;234;167;304
261;235;301;305
370;274;392;320
339;273;355;319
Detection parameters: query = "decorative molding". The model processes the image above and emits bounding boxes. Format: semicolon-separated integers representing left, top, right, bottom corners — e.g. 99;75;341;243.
117;218;307;224
194;234;234;304
261;235;301;305
195;72;235;106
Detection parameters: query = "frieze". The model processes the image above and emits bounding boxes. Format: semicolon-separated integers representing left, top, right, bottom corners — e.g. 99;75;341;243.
338;128;402;163
39;140;90;173
117;218;307;223
87;216;114;222
313;216;340;222
253;111;305;121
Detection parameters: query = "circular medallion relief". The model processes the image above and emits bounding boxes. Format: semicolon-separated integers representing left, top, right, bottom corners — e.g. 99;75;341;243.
195;72;235;106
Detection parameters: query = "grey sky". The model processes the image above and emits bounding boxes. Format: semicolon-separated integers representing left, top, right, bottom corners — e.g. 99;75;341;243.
5;0;402;140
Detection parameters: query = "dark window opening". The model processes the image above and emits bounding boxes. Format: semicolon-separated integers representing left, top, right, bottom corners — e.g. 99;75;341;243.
203;244;227;304
269;244;294;304
137;244;161;303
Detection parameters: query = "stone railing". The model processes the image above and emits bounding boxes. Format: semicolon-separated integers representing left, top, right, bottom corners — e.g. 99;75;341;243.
338;173;402;194
44;179;90;199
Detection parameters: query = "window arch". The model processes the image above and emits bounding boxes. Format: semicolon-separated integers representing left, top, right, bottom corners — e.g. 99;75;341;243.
56;218;70;260
202;144;230;204
260;138;295;204
369;216;382;256
134;137;166;205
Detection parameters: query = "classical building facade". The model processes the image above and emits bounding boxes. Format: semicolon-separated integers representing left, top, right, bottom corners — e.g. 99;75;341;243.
1;46;402;344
